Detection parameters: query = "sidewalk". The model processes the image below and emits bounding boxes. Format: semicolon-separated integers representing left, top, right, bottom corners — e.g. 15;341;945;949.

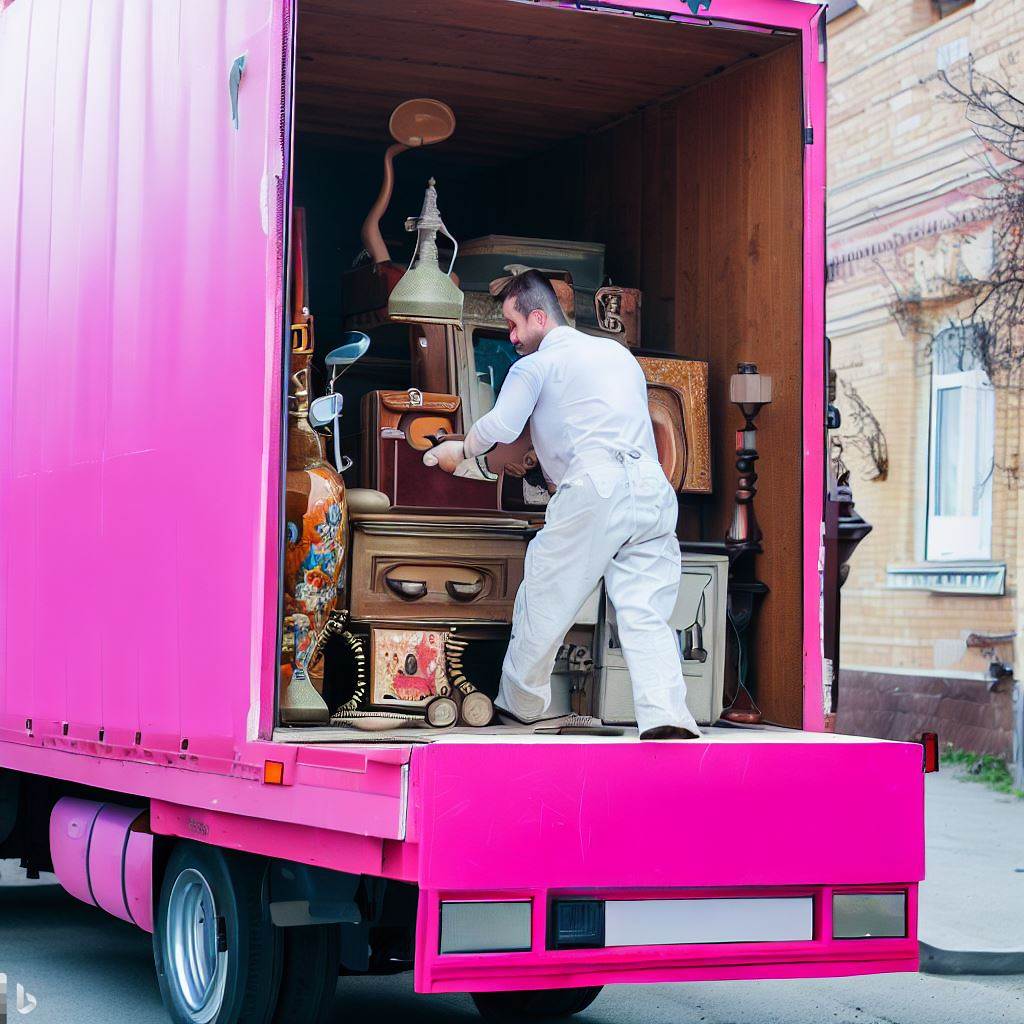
0;860;55;886
919;768;1024;953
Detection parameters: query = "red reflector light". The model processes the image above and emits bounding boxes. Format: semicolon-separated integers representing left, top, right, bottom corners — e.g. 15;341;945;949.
921;733;939;773
263;760;285;785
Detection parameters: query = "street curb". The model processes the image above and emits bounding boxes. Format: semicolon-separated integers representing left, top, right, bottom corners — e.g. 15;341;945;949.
919;941;1024;976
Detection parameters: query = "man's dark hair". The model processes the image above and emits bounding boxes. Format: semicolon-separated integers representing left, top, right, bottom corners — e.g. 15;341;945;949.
498;269;568;326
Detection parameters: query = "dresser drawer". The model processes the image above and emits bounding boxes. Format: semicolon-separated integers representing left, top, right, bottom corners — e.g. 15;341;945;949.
349;514;533;623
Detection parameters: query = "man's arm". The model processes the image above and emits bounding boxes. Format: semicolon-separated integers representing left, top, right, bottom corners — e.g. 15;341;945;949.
465;359;544;456
424;359;544;473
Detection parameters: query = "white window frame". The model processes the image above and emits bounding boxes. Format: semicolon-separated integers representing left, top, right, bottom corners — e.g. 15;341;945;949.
925;328;994;561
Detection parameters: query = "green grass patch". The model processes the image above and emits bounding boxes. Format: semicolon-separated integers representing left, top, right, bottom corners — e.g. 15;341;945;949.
942;745;1024;798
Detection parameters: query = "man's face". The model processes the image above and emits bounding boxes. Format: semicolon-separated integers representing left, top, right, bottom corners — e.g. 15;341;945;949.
503;297;547;356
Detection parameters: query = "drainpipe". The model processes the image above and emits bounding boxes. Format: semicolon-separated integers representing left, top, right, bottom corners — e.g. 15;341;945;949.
1014;683;1024;791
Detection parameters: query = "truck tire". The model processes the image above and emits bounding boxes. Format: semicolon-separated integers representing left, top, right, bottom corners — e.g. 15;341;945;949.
153;842;282;1024
471;987;603;1021
271;923;341;1024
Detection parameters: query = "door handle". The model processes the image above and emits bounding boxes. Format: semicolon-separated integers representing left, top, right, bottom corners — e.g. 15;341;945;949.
445;578;484;602
385;577;428;600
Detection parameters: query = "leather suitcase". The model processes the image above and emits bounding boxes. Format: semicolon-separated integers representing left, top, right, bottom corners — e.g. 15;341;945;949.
361;388;462;489
348;513;534;624
376;433;502;514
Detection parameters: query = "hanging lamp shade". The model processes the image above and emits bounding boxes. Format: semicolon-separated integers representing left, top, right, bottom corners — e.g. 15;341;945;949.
388;178;464;326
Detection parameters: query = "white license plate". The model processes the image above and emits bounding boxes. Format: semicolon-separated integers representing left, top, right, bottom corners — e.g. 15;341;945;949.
603;897;814;947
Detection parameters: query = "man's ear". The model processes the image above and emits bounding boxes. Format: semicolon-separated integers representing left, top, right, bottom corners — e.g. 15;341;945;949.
530;309;547;331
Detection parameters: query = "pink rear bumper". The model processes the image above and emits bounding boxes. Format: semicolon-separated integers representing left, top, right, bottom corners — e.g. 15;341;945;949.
408;735;923;992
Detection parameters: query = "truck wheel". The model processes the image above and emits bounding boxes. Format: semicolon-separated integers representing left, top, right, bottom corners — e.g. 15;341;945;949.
271;924;340;1024
471;987;603;1021
154;843;282;1024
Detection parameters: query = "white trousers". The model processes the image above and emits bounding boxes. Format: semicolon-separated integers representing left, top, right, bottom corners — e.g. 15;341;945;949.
496;449;702;736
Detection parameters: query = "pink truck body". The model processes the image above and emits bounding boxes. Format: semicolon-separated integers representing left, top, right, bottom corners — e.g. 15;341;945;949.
0;0;924;999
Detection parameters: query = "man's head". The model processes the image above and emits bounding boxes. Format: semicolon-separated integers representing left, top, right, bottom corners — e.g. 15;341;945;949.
498;270;568;356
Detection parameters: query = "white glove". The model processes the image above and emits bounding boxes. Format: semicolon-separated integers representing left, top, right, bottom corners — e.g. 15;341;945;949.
422;439;466;474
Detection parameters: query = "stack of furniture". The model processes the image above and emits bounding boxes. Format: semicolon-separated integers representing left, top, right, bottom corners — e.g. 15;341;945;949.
325;235;723;731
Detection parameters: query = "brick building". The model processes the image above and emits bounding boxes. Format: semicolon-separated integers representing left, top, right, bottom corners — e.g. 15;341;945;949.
826;0;1023;760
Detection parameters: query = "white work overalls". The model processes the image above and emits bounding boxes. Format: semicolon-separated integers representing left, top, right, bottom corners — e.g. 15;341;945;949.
497;447;702;736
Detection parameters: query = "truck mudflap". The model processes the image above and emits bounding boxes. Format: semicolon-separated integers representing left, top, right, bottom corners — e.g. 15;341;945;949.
408;735;923;992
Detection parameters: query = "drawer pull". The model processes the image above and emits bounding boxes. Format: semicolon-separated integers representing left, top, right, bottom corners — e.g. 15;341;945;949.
445;578;484;602
385;577;428;600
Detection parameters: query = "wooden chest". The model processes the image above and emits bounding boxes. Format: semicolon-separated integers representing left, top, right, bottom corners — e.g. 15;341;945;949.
348;514;534;624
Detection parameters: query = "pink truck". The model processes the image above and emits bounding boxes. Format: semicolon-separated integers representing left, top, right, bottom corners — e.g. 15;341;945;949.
0;2;927;1023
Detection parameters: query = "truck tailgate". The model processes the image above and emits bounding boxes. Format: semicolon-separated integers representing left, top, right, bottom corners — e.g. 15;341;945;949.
411;732;924;891
409;731;923;993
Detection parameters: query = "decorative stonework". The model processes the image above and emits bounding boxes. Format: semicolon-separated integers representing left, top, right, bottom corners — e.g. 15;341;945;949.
885;562;1007;596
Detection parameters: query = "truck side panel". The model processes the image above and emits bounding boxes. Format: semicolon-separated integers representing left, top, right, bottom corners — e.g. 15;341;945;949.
0;1;287;754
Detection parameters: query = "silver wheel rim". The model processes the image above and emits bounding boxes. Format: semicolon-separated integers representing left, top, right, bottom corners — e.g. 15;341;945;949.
166;868;228;1023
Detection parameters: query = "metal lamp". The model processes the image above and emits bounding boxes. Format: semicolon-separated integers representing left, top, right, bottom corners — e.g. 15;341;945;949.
387;178;465;326
721;362;773;726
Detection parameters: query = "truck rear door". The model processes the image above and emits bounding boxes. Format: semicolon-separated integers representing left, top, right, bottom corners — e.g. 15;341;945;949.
0;1;290;751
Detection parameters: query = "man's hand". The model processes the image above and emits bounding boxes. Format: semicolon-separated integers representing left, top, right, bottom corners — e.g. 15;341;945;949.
422;439;466;474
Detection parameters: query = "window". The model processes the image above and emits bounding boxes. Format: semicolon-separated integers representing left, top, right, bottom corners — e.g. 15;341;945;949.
933;0;974;18
469;328;517;419
926;328;994;561
827;0;860;23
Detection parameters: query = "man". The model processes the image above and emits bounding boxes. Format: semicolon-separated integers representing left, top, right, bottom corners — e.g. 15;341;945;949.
423;270;700;740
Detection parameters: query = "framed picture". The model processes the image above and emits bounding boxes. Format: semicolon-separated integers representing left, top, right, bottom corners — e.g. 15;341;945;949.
370;627;450;709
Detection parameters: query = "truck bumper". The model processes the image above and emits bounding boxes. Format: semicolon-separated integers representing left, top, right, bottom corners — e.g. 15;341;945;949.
415;882;919;993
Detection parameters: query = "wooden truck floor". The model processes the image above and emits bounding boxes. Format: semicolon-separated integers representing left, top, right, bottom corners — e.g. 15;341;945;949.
271;724;894;747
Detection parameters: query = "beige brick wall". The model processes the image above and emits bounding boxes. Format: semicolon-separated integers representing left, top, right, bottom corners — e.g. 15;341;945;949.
827;0;1024;678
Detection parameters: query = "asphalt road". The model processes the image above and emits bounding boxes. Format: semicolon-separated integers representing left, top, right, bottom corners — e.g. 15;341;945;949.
1;877;1021;1024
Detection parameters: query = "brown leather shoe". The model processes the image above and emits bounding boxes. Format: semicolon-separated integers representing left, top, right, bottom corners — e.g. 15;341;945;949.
640;725;701;740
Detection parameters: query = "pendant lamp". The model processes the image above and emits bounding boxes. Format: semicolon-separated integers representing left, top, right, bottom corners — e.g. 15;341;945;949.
388;178;465;326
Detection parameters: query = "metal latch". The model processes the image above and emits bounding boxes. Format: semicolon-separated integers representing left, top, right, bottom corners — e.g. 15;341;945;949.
229;53;247;130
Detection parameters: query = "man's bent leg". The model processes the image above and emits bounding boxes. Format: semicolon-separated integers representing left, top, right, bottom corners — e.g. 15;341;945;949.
497;477;623;722
604;506;701;737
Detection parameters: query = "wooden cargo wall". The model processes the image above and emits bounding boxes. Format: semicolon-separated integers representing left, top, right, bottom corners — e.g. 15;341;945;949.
485;44;806;726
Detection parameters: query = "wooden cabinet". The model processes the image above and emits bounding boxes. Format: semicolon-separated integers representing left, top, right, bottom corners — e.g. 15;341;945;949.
348;514;534;624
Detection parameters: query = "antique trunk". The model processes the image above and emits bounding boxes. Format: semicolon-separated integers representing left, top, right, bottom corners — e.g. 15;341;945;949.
348;513;534;623
455;236;604;327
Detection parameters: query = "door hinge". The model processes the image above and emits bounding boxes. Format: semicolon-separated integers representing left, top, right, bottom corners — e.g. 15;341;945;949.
803;126;815;145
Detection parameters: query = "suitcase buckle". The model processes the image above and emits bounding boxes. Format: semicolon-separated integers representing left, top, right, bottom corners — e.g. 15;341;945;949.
407;388;424;407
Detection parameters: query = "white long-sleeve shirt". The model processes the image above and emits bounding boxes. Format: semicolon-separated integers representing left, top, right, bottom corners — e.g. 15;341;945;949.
467;325;658;486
